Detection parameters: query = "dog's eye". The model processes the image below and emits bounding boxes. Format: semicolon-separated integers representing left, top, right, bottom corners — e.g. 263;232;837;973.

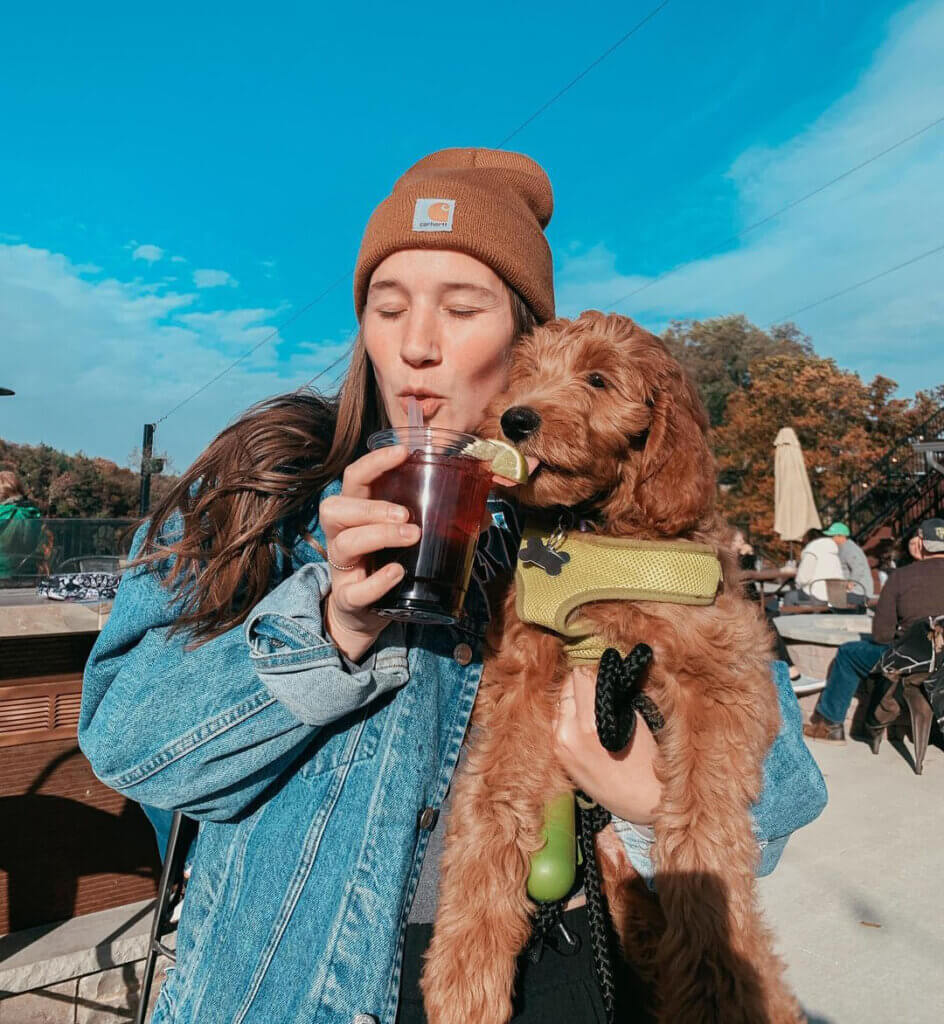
587;373;607;389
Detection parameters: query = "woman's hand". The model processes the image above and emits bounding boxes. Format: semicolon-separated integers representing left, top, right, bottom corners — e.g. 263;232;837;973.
320;444;420;663
554;664;663;826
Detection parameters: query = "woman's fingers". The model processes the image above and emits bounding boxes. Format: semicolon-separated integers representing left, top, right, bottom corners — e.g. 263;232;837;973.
320;495;410;538
555;665;593;752
330;522;420;567
340;444;410;499
569;664;599;734
342;562;407;608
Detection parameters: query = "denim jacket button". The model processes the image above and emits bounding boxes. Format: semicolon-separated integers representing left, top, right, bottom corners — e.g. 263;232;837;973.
418;807;439;831
453;642;473;666
352;1015;378;1024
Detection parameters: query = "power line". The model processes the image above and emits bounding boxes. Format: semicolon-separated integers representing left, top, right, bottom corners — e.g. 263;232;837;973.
295;345;356;393
604;111;944;312
156;6;672;423
497;1;672;146
280;3;671;395
155;270;350;424
768;242;944;325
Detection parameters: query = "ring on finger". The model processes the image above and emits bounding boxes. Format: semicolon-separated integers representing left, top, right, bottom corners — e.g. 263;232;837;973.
326;552;357;572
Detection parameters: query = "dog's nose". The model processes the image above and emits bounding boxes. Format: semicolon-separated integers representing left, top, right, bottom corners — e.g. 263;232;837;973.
500;406;541;442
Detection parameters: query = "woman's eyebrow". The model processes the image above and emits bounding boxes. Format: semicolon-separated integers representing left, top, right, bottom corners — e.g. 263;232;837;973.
367;279;405;295
441;283;497;300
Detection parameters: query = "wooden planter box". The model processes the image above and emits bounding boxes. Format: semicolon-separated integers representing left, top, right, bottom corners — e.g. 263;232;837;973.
0;630;161;937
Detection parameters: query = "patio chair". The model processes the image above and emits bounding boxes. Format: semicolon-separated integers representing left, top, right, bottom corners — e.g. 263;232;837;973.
867;674;934;775
56;554;123;573
865;615;944;775
135;810;198;1023
810;578;868;611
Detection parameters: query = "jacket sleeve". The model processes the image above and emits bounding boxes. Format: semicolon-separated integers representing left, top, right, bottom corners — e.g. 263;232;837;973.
79;525;409;822
612;661;827;888
794;548;817;590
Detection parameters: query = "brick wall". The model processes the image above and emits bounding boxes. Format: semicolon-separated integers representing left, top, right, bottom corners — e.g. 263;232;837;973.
0;737;161;935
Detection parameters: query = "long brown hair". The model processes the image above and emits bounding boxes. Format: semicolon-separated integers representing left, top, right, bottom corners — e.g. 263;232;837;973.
0;469;27;504
140;284;537;644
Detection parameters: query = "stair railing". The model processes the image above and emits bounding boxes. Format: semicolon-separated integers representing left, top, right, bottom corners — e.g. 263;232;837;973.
818;404;944;538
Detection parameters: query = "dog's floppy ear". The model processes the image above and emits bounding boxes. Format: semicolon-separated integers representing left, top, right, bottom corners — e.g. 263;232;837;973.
633;362;716;534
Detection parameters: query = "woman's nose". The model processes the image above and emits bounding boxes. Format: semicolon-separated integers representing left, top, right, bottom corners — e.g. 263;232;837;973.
399;309;441;366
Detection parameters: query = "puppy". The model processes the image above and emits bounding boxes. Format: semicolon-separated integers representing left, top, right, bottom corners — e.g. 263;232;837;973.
421;312;801;1023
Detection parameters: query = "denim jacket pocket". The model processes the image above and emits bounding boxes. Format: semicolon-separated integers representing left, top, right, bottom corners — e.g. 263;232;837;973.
294;689;396;780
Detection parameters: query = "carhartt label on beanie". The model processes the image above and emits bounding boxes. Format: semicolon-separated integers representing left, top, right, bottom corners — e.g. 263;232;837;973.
412;198;456;232
354;147;555;322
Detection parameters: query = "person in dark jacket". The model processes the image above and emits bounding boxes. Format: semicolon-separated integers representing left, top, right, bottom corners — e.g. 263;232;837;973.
804;518;944;742
0;469;44;580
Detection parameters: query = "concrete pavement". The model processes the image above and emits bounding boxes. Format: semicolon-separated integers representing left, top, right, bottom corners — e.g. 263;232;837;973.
758;725;943;1023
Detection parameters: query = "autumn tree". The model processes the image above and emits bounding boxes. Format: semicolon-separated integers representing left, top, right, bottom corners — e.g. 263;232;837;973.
0;438;177;518
712;355;929;554
662;315;814;426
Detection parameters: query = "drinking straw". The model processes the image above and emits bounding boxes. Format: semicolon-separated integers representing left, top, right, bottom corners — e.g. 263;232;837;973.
406;396;425;452
407;395;424;431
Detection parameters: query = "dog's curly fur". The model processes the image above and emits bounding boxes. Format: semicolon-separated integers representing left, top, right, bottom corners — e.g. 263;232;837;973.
421;312;802;1023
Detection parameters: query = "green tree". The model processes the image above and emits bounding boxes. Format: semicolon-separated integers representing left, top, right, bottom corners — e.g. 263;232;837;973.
662;315;814;426
0;438;177;518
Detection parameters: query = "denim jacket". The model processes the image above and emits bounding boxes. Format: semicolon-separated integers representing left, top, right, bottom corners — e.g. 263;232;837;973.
79;481;826;1024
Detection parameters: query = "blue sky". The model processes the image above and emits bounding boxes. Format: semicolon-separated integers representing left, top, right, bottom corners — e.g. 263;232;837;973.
1;0;942;469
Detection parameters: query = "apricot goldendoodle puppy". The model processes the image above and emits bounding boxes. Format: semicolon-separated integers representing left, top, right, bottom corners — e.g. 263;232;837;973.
421;312;801;1023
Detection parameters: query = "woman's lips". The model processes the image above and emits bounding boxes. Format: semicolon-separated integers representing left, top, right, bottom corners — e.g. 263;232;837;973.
398;395;444;420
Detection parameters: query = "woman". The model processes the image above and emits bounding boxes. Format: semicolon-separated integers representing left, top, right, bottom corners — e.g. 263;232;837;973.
785;527;844;605
80;148;823;1024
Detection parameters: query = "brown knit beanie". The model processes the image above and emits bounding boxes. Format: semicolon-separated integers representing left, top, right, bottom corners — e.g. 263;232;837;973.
354;147;555;323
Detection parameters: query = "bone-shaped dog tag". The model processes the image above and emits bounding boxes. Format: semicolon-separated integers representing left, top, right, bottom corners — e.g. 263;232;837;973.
519;536;571;576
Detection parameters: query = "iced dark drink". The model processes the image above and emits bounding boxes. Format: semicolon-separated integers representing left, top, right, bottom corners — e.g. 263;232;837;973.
368;428;492;625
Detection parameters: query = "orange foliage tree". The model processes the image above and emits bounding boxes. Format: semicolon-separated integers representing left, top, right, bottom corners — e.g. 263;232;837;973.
710;352;941;555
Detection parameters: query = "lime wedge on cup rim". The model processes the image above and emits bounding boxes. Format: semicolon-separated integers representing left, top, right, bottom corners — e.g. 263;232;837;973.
462;438;530;484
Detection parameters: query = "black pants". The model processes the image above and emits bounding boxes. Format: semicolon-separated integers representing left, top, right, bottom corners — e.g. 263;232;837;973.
396;904;653;1023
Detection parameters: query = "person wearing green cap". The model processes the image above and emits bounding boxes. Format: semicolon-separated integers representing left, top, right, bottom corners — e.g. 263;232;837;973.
824;522;875;600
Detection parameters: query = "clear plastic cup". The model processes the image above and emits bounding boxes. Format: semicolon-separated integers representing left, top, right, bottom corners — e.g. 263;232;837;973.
367;427;492;625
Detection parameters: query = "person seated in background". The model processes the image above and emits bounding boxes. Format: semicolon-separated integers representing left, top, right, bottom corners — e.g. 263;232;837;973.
0;469;44;580
824;521;874;602
783;527;844;606
804;518;944;743
907;531;925;563
867;536;898;592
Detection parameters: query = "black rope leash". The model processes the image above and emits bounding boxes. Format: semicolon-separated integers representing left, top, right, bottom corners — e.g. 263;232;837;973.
528;643;663;1024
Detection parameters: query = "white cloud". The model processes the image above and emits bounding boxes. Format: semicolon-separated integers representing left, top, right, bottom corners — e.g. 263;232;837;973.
0;241;351;469
131;243;165;263
557;0;944;396
193;268;237;288
170;255;187;263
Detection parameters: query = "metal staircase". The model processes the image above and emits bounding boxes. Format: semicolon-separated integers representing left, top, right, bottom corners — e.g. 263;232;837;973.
819;405;944;544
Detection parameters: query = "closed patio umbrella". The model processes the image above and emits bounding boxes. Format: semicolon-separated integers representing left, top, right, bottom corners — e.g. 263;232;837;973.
774;427;821;545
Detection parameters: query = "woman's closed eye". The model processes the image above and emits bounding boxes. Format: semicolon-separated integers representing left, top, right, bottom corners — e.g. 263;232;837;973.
376;308;407;319
446;307;482;319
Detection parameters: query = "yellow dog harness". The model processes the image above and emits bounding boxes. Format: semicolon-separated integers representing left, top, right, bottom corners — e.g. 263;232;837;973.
515;526;723;663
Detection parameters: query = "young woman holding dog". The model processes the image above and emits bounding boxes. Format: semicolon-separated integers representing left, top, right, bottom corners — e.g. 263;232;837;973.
80;148;822;1024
